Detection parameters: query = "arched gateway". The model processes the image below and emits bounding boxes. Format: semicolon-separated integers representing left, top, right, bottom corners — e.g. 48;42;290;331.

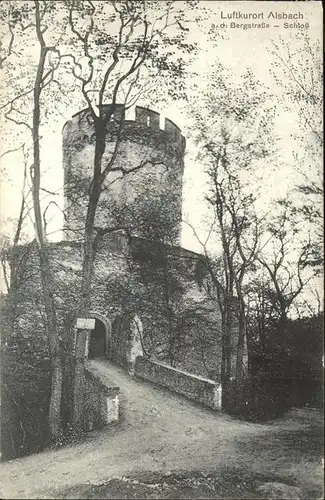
86;312;111;360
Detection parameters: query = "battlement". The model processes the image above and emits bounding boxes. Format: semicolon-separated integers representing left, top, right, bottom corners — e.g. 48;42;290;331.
62;104;185;148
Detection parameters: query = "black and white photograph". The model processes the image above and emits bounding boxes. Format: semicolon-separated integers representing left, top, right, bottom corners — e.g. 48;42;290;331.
0;1;323;498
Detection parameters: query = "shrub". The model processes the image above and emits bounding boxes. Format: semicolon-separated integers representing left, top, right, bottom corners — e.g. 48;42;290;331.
0;350;51;460
222;373;291;422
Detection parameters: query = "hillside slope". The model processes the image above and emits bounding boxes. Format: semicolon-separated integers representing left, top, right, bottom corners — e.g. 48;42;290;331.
0;360;323;499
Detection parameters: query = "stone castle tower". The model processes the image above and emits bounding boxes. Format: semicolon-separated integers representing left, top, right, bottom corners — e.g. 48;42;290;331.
62;105;186;243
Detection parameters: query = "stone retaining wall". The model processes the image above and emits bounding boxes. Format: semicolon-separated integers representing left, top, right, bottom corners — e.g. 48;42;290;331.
84;363;120;431
134;356;222;411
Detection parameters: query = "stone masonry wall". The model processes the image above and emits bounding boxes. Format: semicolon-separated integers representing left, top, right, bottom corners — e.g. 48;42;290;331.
6;231;230;380
134;356;222;410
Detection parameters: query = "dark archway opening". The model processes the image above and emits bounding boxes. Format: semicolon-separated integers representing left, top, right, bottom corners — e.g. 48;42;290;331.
89;319;107;359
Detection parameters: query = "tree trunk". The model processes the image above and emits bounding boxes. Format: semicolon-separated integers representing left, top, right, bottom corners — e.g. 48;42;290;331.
225;308;232;381
235;297;246;385
49;355;63;438
220;310;227;383
71;210;97;430
38;248;63;439
32;3;63;441
72;120;105;431
161;251;175;367
221;294;232;384
278;310;288;352
72;329;88;429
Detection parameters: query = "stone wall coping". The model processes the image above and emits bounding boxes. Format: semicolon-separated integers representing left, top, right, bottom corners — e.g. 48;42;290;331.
130;236;207;262
85;362;119;397
10;233;206;262
140;357;221;386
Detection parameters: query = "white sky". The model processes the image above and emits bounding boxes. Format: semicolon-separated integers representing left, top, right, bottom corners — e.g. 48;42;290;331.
0;1;323;301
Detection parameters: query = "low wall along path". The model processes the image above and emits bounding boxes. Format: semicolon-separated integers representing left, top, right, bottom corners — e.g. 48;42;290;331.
134;356;222;411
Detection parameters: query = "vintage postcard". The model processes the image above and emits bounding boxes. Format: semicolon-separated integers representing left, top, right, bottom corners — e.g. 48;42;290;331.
0;1;323;499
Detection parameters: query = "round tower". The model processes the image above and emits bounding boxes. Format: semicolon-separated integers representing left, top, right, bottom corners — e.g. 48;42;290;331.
62;105;186;244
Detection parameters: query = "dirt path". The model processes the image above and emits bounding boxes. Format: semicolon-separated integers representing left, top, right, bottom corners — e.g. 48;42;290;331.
0;360;323;499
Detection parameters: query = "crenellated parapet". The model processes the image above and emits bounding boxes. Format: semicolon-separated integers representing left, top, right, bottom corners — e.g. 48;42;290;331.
62;104;186;156
135;106;160;129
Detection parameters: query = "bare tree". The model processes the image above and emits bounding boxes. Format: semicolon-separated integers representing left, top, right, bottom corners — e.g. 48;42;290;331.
0;143;32;297
269;33;323;243
0;0;70;440
256;199;318;350
187;66;276;385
